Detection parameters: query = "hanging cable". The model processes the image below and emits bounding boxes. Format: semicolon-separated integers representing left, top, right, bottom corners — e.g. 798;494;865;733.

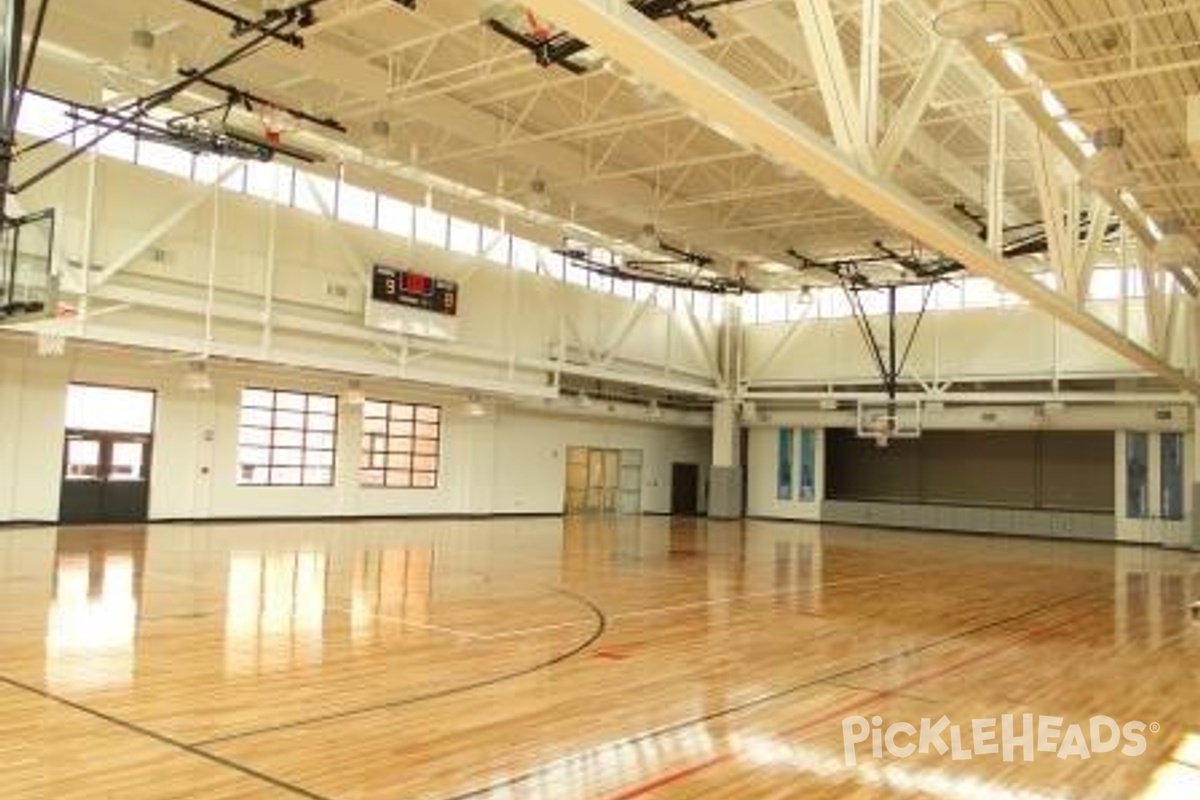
12;16;296;193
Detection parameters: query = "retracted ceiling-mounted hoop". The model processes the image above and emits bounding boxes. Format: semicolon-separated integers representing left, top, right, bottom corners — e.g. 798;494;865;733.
257;104;298;146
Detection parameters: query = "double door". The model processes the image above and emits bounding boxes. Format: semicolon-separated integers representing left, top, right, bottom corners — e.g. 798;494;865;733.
59;432;153;524
566;447;642;514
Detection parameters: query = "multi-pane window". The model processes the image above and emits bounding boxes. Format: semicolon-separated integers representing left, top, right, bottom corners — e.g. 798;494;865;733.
360;401;441;488
238;389;337;486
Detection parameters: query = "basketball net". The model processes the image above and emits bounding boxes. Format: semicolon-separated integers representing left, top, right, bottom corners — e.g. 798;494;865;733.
36;303;77;357
867;416;891;449
258;105;296;147
524;8;553;40
36;331;66;357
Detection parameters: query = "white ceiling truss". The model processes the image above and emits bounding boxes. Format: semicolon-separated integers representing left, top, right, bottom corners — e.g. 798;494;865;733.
15;0;1200;392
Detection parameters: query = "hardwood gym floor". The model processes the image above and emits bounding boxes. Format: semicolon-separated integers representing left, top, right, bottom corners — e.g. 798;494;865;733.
0;516;1197;799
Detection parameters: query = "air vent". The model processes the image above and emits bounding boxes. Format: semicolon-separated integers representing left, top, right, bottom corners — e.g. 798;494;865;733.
325;281;349;299
980;411;998;422
1155;409;1173;421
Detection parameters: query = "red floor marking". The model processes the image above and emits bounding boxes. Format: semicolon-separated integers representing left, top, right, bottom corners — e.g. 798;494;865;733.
601;601;1092;799
594;648;632;661
603;757;729;800
782;606;1087;741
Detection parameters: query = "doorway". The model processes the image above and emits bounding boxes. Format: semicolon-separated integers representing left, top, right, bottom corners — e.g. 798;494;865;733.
565;447;638;514
617;449;643;515
671;462;700;516
59;384;156;524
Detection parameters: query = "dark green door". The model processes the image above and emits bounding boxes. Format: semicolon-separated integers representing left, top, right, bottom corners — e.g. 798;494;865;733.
59;433;152;524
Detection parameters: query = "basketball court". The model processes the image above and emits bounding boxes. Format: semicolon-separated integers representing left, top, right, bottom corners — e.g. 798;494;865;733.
2;1;1200;798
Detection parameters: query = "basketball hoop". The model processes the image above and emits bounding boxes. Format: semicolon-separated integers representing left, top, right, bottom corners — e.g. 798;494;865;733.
257;105;297;146
856;399;922;442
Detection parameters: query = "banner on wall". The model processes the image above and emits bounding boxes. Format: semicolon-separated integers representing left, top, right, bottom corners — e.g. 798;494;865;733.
777;428;794;501
798;428;816;502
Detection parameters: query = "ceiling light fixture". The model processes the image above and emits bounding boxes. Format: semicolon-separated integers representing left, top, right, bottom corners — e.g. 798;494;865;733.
183;361;212;392
364;119;392;158
1155;219;1198;269
1000;46;1029;77
463;394;488;417
932;0;1022;41
1081;126;1136;190
121;27;163;81
526;175;552;211
636;222;659;250
1039;88;1068;119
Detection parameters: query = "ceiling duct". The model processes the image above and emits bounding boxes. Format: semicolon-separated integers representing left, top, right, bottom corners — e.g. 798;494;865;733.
931;0;1022;41
1081;126;1135;191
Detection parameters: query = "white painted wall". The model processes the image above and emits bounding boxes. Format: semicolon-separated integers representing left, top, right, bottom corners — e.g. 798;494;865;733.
0;340;710;523
742;305;1183;388
745;426;824;521
17;147;721;399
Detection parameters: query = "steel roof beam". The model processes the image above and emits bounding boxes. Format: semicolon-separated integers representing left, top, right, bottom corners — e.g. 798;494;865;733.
519;0;1200;394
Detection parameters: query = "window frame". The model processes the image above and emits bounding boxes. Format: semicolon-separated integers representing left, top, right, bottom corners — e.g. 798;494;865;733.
359;399;442;489
237;388;339;487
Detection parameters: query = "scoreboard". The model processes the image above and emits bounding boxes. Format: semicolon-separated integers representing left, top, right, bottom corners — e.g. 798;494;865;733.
370;265;458;316
365;264;459;341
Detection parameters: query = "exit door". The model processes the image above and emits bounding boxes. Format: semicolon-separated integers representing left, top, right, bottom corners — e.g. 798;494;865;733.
58;384;155;525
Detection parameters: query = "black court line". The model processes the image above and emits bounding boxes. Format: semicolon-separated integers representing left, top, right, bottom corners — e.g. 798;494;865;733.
431;587;1099;800
818;678;939;706
0;585;608;799
0;674;333;800
194;585;608;747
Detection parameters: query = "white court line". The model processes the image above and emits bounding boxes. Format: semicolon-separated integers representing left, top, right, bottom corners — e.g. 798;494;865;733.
129;555;1003;646
474;562;954;641
345;610;492;642
135;568;491;643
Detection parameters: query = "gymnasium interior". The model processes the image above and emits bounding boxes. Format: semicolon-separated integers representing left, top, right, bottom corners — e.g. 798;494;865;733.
1;0;1199;798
